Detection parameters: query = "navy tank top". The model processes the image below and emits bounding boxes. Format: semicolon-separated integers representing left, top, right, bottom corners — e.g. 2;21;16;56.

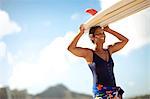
88;49;116;87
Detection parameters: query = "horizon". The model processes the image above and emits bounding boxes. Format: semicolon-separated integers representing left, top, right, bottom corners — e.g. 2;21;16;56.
0;83;149;99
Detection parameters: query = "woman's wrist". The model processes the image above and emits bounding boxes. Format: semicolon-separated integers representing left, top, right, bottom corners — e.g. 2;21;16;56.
78;30;84;35
103;26;111;32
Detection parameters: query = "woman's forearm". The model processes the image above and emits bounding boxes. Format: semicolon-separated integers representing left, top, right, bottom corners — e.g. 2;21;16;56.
68;24;85;50
68;32;84;50
104;28;128;42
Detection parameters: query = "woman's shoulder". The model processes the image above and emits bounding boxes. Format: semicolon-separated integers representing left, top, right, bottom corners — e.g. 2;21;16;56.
82;48;93;53
83;48;93;64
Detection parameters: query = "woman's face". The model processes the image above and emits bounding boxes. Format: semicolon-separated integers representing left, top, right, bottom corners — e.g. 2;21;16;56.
93;27;105;44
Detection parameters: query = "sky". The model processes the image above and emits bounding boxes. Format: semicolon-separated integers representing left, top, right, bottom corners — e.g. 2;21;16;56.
0;0;150;98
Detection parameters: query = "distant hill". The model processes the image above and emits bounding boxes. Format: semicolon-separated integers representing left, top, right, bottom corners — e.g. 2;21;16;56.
35;84;92;99
129;95;150;99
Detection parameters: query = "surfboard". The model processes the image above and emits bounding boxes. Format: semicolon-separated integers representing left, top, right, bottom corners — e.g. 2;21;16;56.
84;0;150;29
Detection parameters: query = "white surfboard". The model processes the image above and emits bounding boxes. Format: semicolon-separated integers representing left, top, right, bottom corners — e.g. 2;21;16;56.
84;0;150;29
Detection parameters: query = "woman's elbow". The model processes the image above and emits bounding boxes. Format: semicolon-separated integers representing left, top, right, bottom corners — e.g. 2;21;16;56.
67;45;74;52
126;38;129;43
67;46;71;51
124;38;129;44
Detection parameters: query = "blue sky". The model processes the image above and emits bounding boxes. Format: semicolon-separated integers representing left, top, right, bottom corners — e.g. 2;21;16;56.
0;0;150;98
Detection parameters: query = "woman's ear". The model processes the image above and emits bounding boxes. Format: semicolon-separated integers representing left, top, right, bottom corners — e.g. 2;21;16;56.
90;37;95;41
89;34;94;39
89;34;95;43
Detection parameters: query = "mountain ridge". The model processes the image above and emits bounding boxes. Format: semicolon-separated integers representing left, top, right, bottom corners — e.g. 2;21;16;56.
35;84;92;99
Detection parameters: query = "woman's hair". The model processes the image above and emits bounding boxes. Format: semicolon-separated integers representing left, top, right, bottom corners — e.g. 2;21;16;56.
89;26;102;43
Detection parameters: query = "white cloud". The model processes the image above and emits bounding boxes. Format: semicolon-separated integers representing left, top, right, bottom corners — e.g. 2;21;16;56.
100;0;121;10
0;10;21;38
0;42;7;59
8;29;95;94
0;10;21;86
8;32;80;94
38;37;70;74
6;52;15;65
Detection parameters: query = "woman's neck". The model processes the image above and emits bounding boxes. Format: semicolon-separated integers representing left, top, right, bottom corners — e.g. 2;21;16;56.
95;44;104;52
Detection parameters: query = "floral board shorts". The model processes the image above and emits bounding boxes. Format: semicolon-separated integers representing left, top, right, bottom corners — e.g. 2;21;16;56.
93;84;124;99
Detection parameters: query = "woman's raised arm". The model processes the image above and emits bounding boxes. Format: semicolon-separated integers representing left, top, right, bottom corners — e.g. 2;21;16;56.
68;24;90;58
103;26;129;54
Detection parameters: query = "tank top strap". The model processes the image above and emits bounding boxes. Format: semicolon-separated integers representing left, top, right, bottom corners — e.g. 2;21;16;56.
90;49;95;56
106;49;111;57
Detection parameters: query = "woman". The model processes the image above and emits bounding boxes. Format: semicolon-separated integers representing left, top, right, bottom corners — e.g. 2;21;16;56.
67;24;128;99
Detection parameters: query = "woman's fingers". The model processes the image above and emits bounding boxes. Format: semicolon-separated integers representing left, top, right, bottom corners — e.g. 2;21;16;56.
79;24;85;33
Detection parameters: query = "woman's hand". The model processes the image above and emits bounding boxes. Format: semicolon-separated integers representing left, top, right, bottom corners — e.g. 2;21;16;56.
103;25;110;32
79;24;85;34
